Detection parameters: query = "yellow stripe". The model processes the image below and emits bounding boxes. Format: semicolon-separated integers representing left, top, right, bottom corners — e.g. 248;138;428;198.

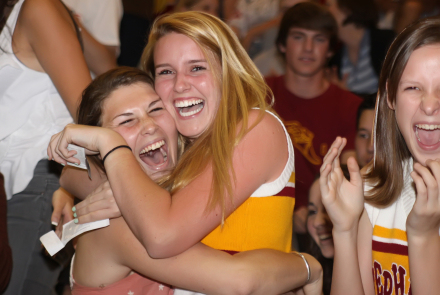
289;172;295;183
202;196;295;252
373;225;407;242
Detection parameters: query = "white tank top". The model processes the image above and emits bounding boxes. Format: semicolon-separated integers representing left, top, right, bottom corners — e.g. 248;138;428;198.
0;0;73;199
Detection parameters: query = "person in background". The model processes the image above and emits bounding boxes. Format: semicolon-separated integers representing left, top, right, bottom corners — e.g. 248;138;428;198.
326;0;395;95
252;0;311;77
266;2;361;243
306;165;349;295
394;0;440;33
0;0;91;294
355;94;376;168
62;0;123;76
0;173;12;293
175;0;220;17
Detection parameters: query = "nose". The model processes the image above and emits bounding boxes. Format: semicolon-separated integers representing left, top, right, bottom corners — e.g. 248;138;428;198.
367;136;374;153
420;92;440;116
141;117;158;135
174;72;190;93
304;37;313;52
313;210;326;228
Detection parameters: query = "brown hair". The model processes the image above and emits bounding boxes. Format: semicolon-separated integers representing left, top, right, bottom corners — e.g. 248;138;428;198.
77;67;155;172
365;17;440;206
141;11;273;222
276;2;338;57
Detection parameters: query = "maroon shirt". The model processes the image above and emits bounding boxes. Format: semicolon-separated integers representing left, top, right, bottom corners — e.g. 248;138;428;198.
266;76;362;209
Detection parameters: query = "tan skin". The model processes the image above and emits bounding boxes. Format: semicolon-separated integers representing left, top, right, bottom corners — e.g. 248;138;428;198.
321;45;440;295
63;82;322;294
12;0;91;121
49;31;324;293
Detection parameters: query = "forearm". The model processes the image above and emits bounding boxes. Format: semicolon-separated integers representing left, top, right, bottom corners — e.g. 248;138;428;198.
408;233;440;294
60;163;106;200
78;22;118;76
331;230;365;295
104;150;189;257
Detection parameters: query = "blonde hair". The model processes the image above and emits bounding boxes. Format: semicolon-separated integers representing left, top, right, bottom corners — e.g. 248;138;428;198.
142;11;274;221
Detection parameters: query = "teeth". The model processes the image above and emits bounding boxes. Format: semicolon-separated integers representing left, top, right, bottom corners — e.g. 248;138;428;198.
179;106;203;117
174;99;203;108
318;234;332;240
160;147;168;160
140;140;165;155
415;124;440;130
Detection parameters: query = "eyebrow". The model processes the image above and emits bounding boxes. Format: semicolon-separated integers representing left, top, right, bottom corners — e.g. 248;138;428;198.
155;59;208;69
149;98;161;108
308;202;315;206
112;112;133;121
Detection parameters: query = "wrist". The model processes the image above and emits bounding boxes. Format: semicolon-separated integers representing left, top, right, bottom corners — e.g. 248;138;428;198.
98;130;127;159
300;253;322;284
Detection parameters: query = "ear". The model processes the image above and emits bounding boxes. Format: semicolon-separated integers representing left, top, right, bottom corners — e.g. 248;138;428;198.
327;50;333;59
278;43;286;54
385;82;395;110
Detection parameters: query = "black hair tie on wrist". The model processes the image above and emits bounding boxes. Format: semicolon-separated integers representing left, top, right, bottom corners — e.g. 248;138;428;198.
102;145;132;164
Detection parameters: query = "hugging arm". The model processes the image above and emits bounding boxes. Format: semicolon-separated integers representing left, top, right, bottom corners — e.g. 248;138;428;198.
320;137;374;295
99;215;323;295
49;112;289;258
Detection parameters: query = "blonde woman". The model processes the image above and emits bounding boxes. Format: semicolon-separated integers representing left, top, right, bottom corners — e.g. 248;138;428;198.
49;12;322;294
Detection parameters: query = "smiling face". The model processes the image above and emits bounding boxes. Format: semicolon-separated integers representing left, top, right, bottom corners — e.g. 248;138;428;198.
154;32;221;139
307;179;334;258
390;44;440;165
280;27;331;78
355;109;375;167
101;83;178;180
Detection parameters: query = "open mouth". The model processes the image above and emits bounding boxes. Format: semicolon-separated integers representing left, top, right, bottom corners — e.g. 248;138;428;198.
139;139;168;169
415;124;440;146
318;233;333;242
174;99;204;117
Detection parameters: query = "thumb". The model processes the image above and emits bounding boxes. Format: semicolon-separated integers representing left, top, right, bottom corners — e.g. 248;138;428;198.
347;157;362;186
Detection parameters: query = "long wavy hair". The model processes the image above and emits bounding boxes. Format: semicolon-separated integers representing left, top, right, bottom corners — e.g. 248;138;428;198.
141;11;274;221
366;17;440;206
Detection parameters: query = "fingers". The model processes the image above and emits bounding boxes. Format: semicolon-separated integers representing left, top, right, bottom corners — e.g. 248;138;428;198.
347;157;362;187
413;162;436;207
76;208;120;224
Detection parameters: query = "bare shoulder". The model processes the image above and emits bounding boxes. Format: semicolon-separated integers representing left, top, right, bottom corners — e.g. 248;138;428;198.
247;109;285;136
19;0;73;29
239;109;288;181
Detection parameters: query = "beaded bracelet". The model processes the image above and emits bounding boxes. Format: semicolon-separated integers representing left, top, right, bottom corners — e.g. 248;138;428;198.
293;251;311;283
102;145;132;163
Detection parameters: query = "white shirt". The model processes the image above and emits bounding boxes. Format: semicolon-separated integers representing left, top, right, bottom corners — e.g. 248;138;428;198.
62;0;123;48
0;0;73;200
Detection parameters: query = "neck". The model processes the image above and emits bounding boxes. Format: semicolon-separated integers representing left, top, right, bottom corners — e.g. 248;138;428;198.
283;67;330;99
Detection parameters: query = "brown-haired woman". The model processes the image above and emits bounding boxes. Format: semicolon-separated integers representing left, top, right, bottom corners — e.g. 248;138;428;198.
320;16;440;295
65;67;322;294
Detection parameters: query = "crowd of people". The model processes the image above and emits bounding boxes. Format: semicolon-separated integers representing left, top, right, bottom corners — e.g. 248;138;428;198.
1;0;440;294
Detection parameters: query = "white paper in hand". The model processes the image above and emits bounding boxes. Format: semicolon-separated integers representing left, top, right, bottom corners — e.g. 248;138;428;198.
40;219;109;256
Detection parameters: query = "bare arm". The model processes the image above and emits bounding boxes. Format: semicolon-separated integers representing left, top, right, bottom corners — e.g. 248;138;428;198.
18;0;91;121
319;137;370;294
74;17;118;76
74;212;322;295
49;112;289;258
406;160;440;295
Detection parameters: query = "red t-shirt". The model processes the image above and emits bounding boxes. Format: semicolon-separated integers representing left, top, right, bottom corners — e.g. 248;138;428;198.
266;76;362;209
